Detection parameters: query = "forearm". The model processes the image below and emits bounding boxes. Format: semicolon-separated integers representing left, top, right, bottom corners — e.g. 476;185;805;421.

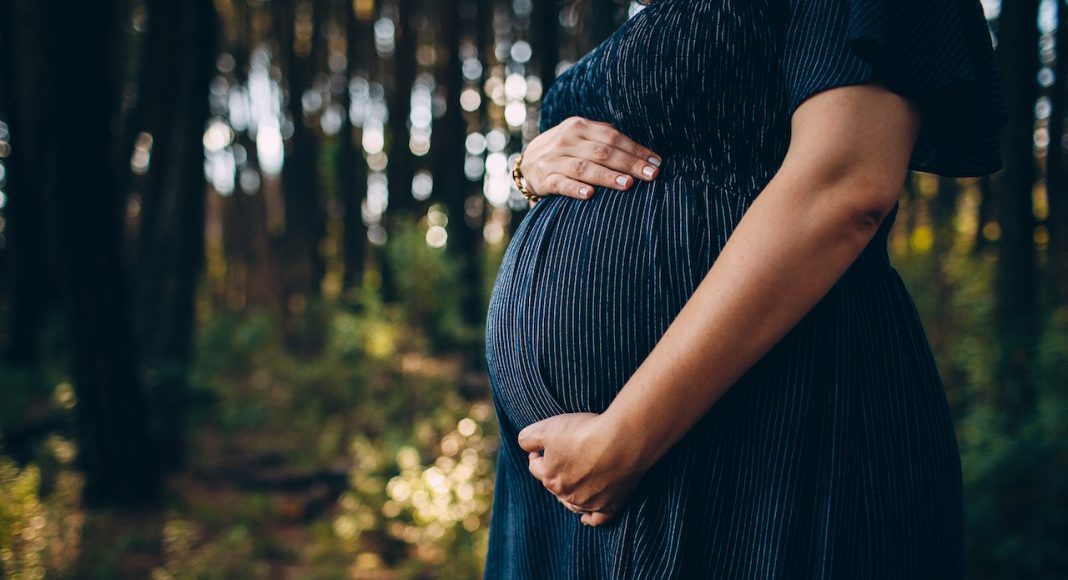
601;164;898;471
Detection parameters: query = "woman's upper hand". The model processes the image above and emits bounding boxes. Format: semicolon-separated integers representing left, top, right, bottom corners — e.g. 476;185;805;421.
519;116;663;201
517;412;651;527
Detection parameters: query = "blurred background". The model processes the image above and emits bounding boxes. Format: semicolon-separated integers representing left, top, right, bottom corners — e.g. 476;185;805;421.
0;0;1064;578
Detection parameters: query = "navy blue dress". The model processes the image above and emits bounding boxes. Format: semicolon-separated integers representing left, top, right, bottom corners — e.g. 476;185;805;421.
483;0;1006;577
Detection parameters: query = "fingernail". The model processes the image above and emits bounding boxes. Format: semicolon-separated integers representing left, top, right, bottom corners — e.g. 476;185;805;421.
615;175;629;187
579;187;590;197
642;166;655;178
648;156;662;167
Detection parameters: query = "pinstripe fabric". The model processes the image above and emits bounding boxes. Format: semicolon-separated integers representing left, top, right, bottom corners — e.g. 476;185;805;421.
483;0;1006;577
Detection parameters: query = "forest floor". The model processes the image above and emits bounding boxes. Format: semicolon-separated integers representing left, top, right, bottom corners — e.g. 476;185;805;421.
6;310;494;579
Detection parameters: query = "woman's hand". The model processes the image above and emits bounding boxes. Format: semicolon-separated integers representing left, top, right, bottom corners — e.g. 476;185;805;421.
519;116;663;201
517;412;650;527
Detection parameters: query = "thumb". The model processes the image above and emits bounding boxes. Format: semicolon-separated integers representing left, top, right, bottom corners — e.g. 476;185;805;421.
517;420;548;453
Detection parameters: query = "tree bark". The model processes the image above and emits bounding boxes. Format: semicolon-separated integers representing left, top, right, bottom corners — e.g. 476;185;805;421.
380;0;420;303
277;0;328;350
535;0;560;93
994;0;1040;422
49;0;164;508
339;1;370;293
134;0;218;473
1047;1;1068;303
0;0;59;367
436;0;485;345
386;0;418;218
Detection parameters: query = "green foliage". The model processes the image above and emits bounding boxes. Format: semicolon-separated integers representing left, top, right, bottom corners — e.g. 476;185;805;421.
0;448;83;580
382;216;470;350
894;233;1068;580
332;400;496;578
194;311;277;378
151;520;269;580
0;455;47;580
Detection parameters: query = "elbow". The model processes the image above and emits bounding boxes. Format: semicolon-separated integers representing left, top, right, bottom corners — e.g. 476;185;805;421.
815;168;901;239
831;172;902;239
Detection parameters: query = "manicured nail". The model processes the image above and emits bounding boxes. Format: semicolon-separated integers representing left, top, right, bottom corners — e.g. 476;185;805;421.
648;156;662;167
579;187;590;197
642;166;656;178
615;175;629;187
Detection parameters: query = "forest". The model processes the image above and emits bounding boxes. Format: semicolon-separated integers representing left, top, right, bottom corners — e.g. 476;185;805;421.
0;0;1065;578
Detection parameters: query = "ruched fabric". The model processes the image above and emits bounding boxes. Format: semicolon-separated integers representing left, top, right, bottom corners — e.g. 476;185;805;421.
783;0;1007;177
483;1;1006;578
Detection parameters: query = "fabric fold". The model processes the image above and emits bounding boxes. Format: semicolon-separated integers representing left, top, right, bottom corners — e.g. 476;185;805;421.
782;0;1008;177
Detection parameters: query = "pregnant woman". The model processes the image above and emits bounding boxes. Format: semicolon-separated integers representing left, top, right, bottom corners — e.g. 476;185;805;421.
483;0;1006;577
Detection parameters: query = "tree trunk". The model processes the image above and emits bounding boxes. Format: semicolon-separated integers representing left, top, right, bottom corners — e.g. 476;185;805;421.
386;0;418;218
994;0;1040;422
380;0;420;303
1047;1;1068;304
436;0;484;345
535;0;561;94
277;0;328;351
134;0;217;474
340;1;370;293
0;0;59;367
49;0;164;508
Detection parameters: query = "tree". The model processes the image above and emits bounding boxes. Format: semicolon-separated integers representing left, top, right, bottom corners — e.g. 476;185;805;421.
1047;0;1068;303
994;0;1040;421
49;0;163;508
133;0;218;473
339;0;371;293
277;0;329;350
0;0;59;368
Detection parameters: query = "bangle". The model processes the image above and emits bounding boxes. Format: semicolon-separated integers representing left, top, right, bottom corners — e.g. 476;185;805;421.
512;153;542;203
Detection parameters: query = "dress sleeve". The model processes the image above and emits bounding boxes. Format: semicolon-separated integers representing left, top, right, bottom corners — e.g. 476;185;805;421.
781;0;1008;177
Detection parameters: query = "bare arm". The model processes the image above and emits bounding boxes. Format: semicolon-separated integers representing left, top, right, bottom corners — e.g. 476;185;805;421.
519;82;923;525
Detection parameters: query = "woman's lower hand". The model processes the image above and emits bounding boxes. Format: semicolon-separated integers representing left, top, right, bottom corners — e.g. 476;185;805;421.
517;412;650;527
518;116;662;201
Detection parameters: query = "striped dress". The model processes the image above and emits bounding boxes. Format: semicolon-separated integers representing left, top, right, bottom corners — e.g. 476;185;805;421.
483;0;1006;577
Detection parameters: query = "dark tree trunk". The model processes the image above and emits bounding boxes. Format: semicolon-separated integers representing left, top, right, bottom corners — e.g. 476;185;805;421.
339;1;370;293
277;0;328;350
0;0;59;367
994;0;1040;422
1047;1;1068;303
386;0;418;217
535;0;561;93
134;0;217;474
50;0;163;508
222;4;284;318
436;0;484;343
380;0;420;303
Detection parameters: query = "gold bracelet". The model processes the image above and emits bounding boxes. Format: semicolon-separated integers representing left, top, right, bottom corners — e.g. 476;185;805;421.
512;152;542;203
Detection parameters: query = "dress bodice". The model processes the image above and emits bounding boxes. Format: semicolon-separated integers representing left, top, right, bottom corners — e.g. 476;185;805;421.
538;0;1007;186
538;0;790;196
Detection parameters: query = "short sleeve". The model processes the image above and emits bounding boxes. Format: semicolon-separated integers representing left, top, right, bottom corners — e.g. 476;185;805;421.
781;0;1008;178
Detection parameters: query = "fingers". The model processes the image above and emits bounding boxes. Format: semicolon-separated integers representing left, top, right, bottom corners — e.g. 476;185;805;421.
517;422;546;453
557;496;587;515
540;173;596;200
561;139;660;184
563;117;661;169
527;452;549;484
556;156;636;193
522;116;662;201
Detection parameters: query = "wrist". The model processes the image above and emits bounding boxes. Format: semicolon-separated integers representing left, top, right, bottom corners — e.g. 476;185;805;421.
597;400;664;474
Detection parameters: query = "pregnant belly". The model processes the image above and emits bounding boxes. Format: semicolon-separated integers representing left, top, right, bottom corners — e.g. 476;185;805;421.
484;159;750;430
